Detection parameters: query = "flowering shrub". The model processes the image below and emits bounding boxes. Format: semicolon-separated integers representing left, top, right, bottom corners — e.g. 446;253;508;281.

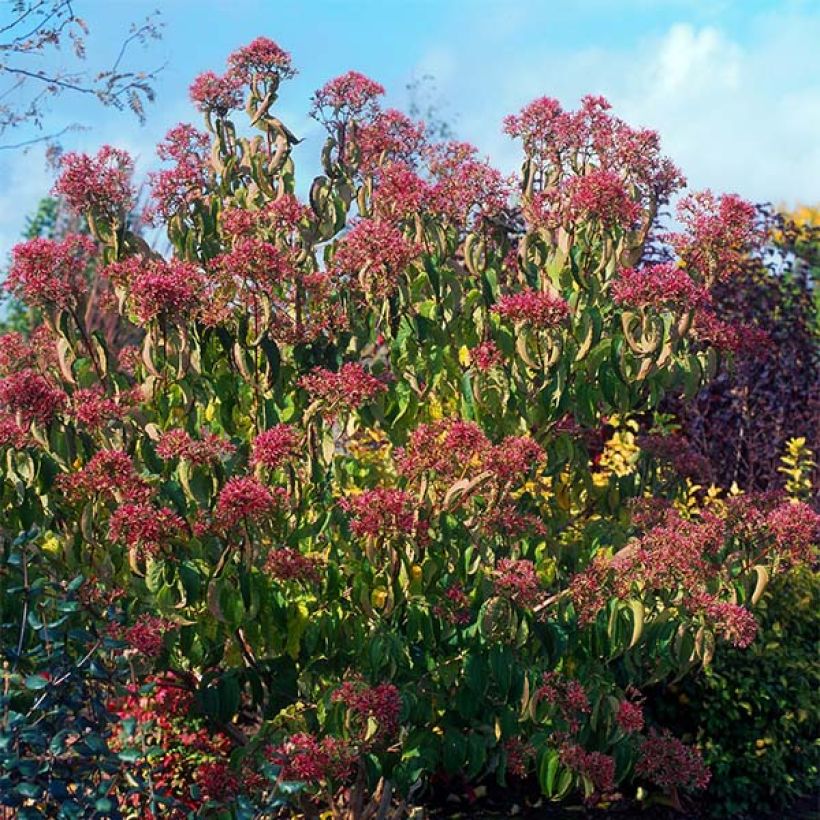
1;37;817;816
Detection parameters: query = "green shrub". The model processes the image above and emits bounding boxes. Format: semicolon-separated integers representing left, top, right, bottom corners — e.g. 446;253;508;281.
1;35;818;816
660;566;819;818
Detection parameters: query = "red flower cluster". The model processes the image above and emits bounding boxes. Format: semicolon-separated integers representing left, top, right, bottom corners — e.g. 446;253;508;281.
0;369;66;425
470;340;503;372
668;191;763;284
636;729;711;792
252;424;300;470
147;124;212;222
559;742;616;796
765;501;819;566
189;70;243;115
299;362;387;417
6;234;95;310
566;169;640;228
54;145;134;218
0;332;35;376
269;733;354;783
214;476;286;529
123;614;176;658
493;289;570;329
332;680;401;745
504;737;536;778
434;583;472;626
109;503;186;560
356;109;426;172
156;428;235;465
493;558;542;608
0;414;29;448
105;256;205;324
536;672;591;732
426;140;510;226
612;263;709;311
332;218;419;298
194;761;240;803
341;487;416;540
687;593;758;648
504;95;684;207
311;70;385;123
396;418;489;483
264;547;323;585
60;449;150;504
228;36;296;83
616;699;645;734
691;309;771;356
371;162;432;222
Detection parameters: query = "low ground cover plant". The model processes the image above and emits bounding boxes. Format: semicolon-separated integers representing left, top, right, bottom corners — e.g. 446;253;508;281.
1;37;817;818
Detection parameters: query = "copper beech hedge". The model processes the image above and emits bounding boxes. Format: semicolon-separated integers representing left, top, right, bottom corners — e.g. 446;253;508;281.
1;36;818;818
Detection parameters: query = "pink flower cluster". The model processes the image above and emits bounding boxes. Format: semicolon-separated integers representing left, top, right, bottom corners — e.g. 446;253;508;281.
332;218;419;298
493;289;571;329
60;449;150;504
214;476;286;529
692;309;771;356
269;733;354;783
483;435;544;483
559;742;616;796
504;95;684;206
371;162;432;222
493;558;542;608
68;387;133;431
228;37;296;83
109;503;186;560
6;234;95;311
156;428;235;465
765;501;819;566
252;424;299;470
104;256;205;324
434;583;472;626
396;418;489;483
470;340;503;372
311;70;385;123
612;263;709;311
189;70;244;115
299;362;387;417
147;124;212;222
536;672;591;732
341;487;416;540
566;169;640;228
0;414;29;448
426;140;510;227
356;109;426;172
264;547;323;585
54;145;134;218
616;698;645;734
0;332;35;376
332;680;401;745
504;737;536;778
687;593;758;648
123;614;176;658
221;195;311;240
636;729;711;792
0;369;66;425
668;191;763;283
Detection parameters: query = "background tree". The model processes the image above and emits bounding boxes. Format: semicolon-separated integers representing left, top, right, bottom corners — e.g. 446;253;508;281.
0;1;163;150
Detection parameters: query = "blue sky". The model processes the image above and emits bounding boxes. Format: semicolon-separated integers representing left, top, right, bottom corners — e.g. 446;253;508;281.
1;0;819;260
